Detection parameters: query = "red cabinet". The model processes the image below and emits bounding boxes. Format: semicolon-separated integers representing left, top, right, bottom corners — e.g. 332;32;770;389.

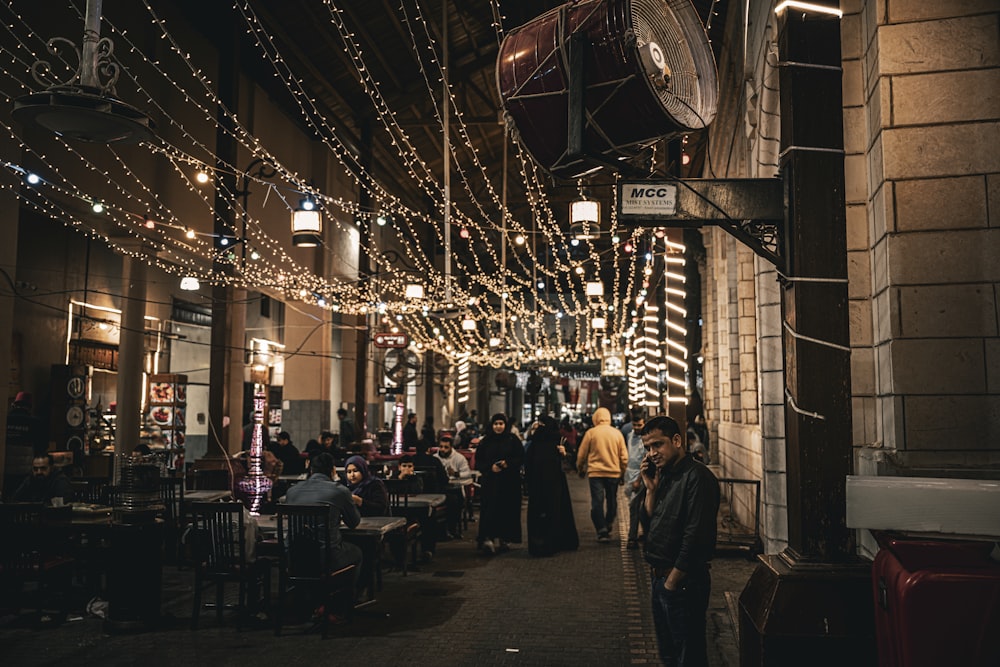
872;533;1000;667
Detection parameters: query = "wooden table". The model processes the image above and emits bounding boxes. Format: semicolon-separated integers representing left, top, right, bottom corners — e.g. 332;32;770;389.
183;490;232;502
255;514;405;601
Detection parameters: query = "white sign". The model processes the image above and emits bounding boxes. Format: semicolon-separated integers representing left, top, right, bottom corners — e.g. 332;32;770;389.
619;182;678;217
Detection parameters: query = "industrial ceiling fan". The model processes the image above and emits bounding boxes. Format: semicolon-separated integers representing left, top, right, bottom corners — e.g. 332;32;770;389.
497;0;718;179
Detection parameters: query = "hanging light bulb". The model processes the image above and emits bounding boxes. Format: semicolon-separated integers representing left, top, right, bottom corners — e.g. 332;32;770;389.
195;169;211;184
185;228;196;239
461;316;476;331
514;233;525;245
25;172;41;185
91;201;105;214
376;214;387;226
459;227;470;239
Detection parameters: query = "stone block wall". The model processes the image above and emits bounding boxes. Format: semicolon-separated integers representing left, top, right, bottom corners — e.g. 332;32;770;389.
847;0;1000;484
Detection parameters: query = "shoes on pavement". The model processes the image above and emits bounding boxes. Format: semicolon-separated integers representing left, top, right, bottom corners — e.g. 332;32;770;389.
626;539;638;550
597;532;611;543
483;539;497;554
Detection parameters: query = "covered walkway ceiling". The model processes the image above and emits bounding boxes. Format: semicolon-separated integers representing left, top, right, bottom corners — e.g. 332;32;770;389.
3;0;727;367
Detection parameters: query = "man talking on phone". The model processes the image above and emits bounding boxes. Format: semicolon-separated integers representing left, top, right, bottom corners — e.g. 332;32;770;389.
639;416;720;667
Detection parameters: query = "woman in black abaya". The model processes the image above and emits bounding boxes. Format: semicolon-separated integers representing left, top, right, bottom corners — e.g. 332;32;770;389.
474;412;523;553
523;415;579;556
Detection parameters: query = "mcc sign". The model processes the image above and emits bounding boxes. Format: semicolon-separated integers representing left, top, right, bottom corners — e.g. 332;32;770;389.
618;182;678;217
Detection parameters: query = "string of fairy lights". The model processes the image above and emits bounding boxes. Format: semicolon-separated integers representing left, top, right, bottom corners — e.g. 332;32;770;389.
0;0;685;382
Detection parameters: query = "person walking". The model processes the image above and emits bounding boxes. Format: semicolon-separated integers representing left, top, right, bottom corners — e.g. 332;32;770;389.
640;415;720;667
576;406;628;543
621;408;648;549
523;415;579;556
474;412;523;554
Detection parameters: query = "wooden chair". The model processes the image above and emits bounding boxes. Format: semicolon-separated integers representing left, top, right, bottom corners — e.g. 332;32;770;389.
383;479;421;575
0;503;74;612
159;477;185;563
273;504;356;638
70;476;116;505
188;502;269;630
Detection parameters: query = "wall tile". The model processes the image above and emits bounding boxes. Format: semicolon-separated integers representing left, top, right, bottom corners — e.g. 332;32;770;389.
851;346;876;395
897;284;997;337
889;229;1000;285
850;298;874;347
895;176;988;232
893;70;1000;126
883;123;1000;180
880;15;1000;75
888;0;1000;23
891;338;986;394
903;395;1000;449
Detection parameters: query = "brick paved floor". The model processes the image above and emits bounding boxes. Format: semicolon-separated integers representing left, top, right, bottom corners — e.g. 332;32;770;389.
0;474;756;666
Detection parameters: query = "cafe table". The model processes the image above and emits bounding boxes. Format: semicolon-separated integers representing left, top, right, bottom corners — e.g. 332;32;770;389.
255;514;405;602
183;489;232;502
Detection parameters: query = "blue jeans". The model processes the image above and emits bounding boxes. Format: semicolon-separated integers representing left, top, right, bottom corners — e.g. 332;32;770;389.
588;477;619;535
650;569;711;666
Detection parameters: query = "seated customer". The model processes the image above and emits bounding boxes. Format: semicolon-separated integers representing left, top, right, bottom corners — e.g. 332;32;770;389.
284;453;362;592
391;455;424;494
395;453;440;561
268;431;304;475
435;434;470;537
13;455;73;505
435;435;471;480
413;440;449;493
344;455;388;517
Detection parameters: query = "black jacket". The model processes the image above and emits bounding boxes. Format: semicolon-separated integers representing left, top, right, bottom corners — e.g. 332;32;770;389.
643;454;719;573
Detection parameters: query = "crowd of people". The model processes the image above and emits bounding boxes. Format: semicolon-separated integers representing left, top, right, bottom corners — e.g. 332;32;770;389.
6;391;720;666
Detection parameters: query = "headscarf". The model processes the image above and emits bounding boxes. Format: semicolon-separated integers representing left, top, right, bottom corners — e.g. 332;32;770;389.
344;455;375;492
535;415;560;442
489;412;510;434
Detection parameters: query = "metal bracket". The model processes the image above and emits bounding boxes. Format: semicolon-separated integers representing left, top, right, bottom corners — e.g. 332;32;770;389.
616;177;787;271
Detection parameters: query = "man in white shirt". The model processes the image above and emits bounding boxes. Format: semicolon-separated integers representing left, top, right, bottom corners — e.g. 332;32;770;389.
435;435;471;479
435;434;471;538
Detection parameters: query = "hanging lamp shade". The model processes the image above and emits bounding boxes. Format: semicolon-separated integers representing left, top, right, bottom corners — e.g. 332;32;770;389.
291;205;322;247
571;199;600;240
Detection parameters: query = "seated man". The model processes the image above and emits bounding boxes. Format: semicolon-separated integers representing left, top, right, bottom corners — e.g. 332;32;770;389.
389;455;437;561
284;453;362;596
13;454;73;505
268;431;304;475
392;455;423;493
434;434;471;537
413;439;449;493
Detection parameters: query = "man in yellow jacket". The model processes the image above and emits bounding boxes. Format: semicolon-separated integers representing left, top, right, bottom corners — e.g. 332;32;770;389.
576;407;629;542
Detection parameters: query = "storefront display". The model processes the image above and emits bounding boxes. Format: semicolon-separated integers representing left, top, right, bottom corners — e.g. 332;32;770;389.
147;373;187;470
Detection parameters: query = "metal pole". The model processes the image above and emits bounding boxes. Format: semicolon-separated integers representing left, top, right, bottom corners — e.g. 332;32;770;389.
79;0;103;88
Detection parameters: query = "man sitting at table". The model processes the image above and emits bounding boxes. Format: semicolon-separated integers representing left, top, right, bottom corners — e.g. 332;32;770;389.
284;453;362;597
434;434;470;538
390;455;438;561
268;431;304;475
13;454;73;505
413;439;449;493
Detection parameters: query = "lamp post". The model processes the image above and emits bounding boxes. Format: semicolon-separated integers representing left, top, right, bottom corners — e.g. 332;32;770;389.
234;158;277;267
